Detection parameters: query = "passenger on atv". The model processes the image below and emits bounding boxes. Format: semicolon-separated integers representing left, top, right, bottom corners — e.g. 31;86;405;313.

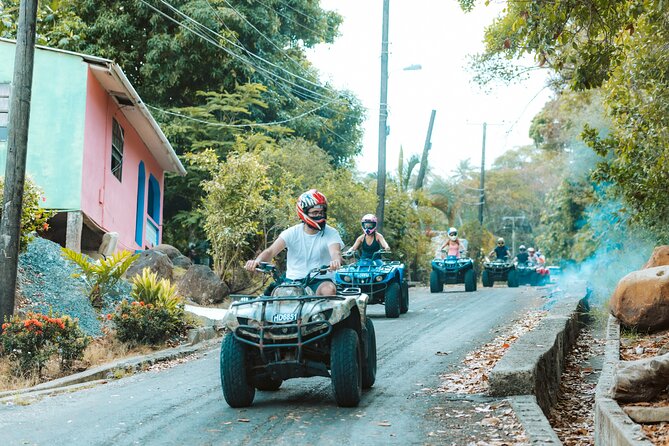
244;189;344;295
439;227;465;259
488;237;511;261
514;245;530;264
345;214;391;264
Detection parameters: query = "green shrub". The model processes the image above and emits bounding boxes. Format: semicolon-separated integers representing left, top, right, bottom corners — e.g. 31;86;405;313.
130;268;183;319
111;300;186;346
0;176;56;252
62;248;138;309
0;312;91;376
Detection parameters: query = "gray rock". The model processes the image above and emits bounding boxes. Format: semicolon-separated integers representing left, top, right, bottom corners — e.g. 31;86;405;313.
152;244;183;260
126;250;173;281
624;406;669;423
176;265;227;305
172;255;193;268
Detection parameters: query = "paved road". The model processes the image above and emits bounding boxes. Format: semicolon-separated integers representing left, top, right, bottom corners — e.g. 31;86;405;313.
0;285;546;445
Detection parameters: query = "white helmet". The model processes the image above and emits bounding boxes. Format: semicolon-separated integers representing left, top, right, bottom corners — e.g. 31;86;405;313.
448;227;458;241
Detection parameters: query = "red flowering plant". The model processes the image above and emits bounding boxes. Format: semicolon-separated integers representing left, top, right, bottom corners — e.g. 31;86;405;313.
1;312;91;377
0;176;56;251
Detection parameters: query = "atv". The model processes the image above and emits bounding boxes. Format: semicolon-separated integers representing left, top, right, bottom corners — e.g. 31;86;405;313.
430;252;477;293
515;261;547;286
482;258;518;288
335;249;408;318
220;263;377;408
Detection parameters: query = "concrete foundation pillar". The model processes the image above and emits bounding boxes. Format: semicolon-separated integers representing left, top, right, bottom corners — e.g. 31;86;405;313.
65;211;83;252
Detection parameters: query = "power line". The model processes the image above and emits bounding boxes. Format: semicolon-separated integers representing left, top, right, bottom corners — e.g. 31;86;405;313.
157;0;336;100
140;0;336;106
146;100;335;127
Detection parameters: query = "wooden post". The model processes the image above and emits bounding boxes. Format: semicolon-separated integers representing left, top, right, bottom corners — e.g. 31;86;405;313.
0;0;38;322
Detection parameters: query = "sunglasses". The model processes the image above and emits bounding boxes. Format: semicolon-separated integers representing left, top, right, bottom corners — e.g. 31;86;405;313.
497;242;504;246
308;211;325;217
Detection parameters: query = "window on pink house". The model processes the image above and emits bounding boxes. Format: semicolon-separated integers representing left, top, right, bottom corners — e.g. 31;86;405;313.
111;118;124;181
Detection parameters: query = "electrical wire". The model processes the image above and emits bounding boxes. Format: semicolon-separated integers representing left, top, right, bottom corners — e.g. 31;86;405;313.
140;0;337;105
146;100;335;127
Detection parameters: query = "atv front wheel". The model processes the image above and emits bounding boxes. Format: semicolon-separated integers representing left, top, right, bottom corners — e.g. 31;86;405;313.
481;270;493;287
430;270;443;293
220;333;255;407
384;282;401;318
362;318;377;389
255;377;283;391
464;269;477;292
331;328;362;407
507;270;519;287
400;281;409;314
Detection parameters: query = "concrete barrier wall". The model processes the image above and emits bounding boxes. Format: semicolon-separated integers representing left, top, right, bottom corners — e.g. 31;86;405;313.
594;315;653;446
489;296;587;415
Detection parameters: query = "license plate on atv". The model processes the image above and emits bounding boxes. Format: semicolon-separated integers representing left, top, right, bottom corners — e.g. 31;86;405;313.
272;313;298;323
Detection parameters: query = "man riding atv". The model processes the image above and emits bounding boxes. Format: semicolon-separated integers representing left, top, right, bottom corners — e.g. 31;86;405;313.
244;189;344;294
488;237;510;261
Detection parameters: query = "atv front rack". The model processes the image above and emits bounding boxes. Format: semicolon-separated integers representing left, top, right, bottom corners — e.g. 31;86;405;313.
231;295;344;364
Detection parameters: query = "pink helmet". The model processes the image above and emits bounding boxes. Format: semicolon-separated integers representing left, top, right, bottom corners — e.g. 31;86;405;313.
296;189;328;231
361;214;378;235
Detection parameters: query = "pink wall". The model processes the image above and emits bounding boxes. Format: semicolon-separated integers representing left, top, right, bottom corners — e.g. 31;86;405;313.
82;69;165;251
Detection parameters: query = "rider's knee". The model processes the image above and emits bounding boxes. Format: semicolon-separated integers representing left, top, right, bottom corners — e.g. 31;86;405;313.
317;281;337;296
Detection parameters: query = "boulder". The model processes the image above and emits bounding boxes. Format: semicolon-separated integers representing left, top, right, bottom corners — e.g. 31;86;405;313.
610;266;669;331
172;255;193;268
176;265;227;305
152;244;183;261
643;246;669;269
125;250;173;281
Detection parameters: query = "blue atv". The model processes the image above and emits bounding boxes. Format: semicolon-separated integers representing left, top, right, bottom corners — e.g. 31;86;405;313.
430;253;477;293
335;250;409;318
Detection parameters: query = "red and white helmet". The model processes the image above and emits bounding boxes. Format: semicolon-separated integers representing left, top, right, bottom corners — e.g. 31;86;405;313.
361;214;378;235
296;189;328;231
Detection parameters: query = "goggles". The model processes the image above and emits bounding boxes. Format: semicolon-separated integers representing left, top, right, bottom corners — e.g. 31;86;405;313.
448;232;457;237
362;222;376;229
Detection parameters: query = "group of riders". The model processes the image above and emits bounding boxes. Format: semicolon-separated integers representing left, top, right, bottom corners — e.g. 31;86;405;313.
244;188;545;295
244;189;389;297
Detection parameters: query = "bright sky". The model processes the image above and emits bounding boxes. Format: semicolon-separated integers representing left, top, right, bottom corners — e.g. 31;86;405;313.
308;0;553;176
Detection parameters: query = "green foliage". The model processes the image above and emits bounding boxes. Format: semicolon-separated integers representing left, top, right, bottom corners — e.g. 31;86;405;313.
130;268;184;319
536;178;595;263
111;300;186;346
0;0;86;47
0;177;56;252
61;248;138;309
1;312;90;377
464;0;669;242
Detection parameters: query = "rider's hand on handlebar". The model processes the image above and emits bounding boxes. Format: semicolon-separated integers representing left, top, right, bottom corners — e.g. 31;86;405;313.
244;259;259;271
329;258;341;271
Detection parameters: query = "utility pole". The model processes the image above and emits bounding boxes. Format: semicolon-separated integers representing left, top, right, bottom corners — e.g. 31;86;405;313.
502;216;525;255
375;0;390;232
415;109;436;190
478;122;487;225
0;0;38;322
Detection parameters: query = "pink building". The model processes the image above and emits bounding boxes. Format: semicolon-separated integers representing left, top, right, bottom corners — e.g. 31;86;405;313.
0;40;186;253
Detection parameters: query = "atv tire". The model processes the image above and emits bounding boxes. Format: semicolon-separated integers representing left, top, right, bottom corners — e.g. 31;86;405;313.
385;282;401;318
464;269;477;292
362;318;377;389
481;270;493;287
430;270;443;293
400;281;409;314
255;377;283;391
220;333;255;407
507;270;519;288
331;328;362;407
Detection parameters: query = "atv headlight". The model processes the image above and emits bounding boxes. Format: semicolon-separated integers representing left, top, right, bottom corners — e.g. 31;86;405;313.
374;274;385;282
342;275;351;283
310;310;332;322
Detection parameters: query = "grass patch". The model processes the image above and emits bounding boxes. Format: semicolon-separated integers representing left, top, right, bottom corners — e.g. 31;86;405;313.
0;335;164;392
